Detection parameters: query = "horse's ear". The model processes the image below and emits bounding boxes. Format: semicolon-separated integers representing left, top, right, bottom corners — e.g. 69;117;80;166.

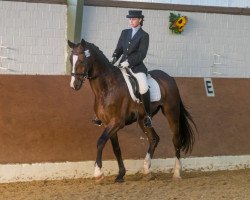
68;40;75;49
81;39;86;47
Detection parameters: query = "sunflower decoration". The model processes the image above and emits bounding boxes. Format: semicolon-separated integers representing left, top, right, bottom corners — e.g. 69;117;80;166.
169;13;188;34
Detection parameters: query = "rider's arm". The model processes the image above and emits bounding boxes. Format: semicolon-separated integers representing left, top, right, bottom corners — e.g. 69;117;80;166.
112;30;125;60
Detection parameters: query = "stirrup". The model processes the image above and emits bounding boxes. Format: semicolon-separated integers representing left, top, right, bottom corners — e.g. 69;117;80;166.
92;118;102;126
143;115;152;128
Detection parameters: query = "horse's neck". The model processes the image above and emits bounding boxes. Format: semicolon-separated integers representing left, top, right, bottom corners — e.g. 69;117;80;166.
88;61;115;96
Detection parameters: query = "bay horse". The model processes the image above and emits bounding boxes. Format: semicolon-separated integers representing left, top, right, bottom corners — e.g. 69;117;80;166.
68;39;196;182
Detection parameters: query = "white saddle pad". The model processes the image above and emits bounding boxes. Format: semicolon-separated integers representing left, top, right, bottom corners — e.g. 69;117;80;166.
120;68;161;103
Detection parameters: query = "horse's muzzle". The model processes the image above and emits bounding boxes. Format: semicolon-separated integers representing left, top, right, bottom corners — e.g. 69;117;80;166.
70;76;83;91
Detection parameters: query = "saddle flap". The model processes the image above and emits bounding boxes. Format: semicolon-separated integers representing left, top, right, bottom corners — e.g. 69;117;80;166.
120;69;161;102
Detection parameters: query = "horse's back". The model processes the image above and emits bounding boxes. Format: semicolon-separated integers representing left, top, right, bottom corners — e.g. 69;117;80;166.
149;69;180;101
149;69;176;87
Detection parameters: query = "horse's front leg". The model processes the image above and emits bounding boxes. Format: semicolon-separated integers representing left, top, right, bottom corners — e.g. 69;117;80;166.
94;128;109;180
94;124;121;180
110;133;126;182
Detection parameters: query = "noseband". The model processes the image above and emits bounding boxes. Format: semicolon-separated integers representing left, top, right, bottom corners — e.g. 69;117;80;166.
71;49;91;80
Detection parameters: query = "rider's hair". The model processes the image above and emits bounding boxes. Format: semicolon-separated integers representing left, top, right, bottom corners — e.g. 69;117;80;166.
140;18;144;26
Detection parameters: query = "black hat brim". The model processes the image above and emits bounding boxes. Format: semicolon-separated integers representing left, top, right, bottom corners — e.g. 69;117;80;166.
126;15;144;18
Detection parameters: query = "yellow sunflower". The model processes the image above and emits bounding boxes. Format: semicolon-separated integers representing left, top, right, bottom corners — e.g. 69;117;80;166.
178;26;185;32
169;13;188;34
175;16;188;28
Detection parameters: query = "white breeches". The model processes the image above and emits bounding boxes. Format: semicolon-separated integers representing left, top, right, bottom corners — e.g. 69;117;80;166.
130;71;149;94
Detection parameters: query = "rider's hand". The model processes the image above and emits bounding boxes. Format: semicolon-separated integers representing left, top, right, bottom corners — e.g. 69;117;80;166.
109;57;116;64
120;61;129;69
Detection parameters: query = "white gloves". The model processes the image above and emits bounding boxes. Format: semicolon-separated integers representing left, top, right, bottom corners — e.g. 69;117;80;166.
109;57;115;63
120;61;129;69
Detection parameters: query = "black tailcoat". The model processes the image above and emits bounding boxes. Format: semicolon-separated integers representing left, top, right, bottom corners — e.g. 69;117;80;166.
112;28;149;74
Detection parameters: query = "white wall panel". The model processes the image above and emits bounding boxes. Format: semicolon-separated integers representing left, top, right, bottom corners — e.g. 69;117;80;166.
82;6;250;78
118;0;250;8
0;1;67;75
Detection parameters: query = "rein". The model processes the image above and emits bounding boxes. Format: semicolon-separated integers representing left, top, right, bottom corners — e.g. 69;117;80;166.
71;50;121;81
87;66;120;80
71;63;120;80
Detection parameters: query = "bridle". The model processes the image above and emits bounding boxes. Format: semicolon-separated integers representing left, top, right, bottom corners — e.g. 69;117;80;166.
71;49;91;80
71;48;121;81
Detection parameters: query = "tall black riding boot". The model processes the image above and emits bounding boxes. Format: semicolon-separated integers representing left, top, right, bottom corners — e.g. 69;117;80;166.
141;90;152;128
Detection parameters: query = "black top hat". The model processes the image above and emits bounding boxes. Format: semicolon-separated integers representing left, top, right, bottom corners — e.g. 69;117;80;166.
126;10;144;18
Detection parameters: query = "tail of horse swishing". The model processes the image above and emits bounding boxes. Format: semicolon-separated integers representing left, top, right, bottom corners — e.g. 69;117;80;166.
68;39;196;182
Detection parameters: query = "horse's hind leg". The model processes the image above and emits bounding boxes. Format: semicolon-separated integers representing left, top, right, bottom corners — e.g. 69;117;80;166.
172;125;182;180
110;133;126;182
163;110;182;179
139;120;160;175
162;106;182;179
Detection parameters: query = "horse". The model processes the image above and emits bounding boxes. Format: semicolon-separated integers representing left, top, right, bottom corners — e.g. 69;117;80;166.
68;39;196;182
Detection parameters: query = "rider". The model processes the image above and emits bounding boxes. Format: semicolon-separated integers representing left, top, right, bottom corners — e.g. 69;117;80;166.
93;10;152;128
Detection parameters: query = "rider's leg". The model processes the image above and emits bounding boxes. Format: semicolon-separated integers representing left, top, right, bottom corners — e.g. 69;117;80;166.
131;72;152;127
141;90;152;127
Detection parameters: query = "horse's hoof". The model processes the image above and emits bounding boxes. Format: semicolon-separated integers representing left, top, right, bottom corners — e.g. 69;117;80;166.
172;175;182;181
115;177;124;183
143;173;154;181
95;174;104;183
115;174;125;183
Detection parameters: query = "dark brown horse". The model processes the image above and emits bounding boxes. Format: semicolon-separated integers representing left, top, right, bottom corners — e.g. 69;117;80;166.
68;39;196;182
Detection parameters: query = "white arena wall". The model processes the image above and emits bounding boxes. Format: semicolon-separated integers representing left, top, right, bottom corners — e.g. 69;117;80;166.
0;0;67;75
82;4;250;78
119;0;250;8
1;156;250;183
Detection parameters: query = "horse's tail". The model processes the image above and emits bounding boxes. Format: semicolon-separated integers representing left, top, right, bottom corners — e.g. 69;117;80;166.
179;100;196;154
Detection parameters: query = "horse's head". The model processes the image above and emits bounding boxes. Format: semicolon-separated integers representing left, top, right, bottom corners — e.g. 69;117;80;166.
68;39;92;91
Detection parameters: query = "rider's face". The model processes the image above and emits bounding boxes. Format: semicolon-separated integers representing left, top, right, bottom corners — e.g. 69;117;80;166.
129;18;141;28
